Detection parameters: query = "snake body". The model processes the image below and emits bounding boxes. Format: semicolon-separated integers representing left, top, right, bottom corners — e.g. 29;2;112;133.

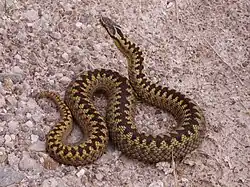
38;17;205;166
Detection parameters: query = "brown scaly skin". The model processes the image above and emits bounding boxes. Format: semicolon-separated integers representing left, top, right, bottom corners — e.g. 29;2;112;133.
37;17;205;166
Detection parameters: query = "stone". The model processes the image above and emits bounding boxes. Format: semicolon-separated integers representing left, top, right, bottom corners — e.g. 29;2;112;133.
7;152;20;167
26;98;39;110
0;147;7;163
76;168;86;177
31;134;39;143
29;140;46;152
95;173;103;181
12;66;24;75
7;121;19;133
5;95;17;106
4;134;12;147
75;22;83;28
148;180;164;187
59;76;71;85
23;9;39;21
19;152;41;172
50;32;61;40
25;120;33;128
0;94;6;108
41;178;58;187
0;167;25;187
62;52;69;61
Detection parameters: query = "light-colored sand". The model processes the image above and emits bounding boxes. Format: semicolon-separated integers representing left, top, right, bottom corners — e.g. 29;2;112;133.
0;0;249;186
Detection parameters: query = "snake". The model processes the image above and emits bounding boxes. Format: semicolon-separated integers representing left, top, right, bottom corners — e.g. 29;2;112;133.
38;17;205;166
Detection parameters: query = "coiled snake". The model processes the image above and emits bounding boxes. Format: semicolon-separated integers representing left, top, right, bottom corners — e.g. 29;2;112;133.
38;17;205;166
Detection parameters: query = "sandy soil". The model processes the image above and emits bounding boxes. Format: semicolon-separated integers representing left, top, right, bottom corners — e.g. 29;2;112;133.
0;0;249;186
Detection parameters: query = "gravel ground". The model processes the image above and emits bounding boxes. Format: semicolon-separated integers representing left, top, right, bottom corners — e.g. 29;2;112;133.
0;0;249;186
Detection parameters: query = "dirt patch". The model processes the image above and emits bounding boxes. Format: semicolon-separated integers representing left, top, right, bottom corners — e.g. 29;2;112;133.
0;0;249;186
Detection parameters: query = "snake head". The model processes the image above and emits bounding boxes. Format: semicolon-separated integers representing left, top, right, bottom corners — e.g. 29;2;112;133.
100;16;139;59
100;16;124;39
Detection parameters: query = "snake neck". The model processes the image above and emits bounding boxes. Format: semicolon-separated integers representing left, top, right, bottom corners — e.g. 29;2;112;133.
113;35;146;96
99;16;146;95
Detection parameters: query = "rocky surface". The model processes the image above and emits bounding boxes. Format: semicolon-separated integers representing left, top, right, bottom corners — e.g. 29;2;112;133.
0;0;249;186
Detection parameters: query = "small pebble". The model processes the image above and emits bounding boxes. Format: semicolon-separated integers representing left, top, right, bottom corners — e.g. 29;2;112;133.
2;77;14;90
14;54;22;61
148;180;164;187
59;76;71;85
25;120;33;128
180;178;189;184
6;95;17;106
61;52;69;61
0;136;4;146
7;121;19;133
4;135;12;146
41;178;58;187
156;162;173;175
0;94;6;107
43;156;60;170
0;167;25;187
76;168;86;177
0;122;4;131
50;32;62;40
26;98;39;110
0;28;5;34
29;140;46;152
6;74;23;84
10;134;15;140
19;152;41;171
32;112;43;123
93;43;102;52
0;148;7;163
8;152;20;167
23;9;39;21
31;134;39;143
12;66;24;75
75;22;83;28
55;73;63;78
95;173;104;181
48;79;55;85
184;160;196;166
63;3;73;12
